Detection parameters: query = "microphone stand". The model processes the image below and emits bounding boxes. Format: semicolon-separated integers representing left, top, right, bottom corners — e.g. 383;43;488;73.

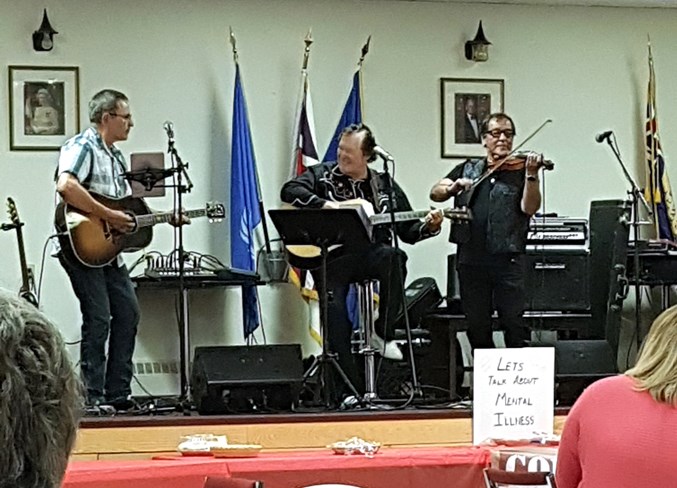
379;155;423;401
165;126;194;409
603;133;652;352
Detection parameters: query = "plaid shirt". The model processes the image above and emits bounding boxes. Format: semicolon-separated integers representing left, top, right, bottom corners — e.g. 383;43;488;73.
54;127;131;263
57;126;131;198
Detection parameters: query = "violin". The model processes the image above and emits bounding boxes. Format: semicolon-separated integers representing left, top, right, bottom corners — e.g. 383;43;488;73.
487;151;555;172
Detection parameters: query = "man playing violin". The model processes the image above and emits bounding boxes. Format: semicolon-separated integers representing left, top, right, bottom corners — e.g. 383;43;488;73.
281;123;443;401
430;112;543;351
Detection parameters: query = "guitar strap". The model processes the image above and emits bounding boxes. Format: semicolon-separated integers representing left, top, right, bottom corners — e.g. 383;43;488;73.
367;168;383;213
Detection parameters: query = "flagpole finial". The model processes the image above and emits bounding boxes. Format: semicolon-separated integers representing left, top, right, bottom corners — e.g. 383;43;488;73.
302;29;313;70
229;26;239;64
358;35;371;68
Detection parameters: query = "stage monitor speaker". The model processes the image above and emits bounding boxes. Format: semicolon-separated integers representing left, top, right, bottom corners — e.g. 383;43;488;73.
553;339;617;406
190;344;304;415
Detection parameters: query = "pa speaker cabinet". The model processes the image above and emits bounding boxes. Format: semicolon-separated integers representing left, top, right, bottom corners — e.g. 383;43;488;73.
554;339;617;406
525;251;590;311
190;344;304;414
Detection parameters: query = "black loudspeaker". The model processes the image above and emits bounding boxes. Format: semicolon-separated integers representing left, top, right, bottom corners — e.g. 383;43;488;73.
190;345;304;415
554;339;617;405
589;199;631;340
394;277;443;329
524;251;590;311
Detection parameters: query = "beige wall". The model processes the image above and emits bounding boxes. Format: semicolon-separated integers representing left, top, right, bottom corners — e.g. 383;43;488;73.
0;0;673;394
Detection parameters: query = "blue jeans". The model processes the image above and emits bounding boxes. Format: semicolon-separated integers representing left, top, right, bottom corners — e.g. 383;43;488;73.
59;255;140;403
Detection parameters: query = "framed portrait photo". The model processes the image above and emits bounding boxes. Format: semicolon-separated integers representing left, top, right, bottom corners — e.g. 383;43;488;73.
8;66;80;151
440;77;504;159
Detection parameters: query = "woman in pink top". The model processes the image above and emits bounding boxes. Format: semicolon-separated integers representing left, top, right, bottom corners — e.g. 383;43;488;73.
556;305;677;488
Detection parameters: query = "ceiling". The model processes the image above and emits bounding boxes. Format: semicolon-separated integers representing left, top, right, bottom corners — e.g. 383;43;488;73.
387;0;677;8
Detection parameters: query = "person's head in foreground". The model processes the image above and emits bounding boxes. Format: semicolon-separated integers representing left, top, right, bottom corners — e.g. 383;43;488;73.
0;290;82;488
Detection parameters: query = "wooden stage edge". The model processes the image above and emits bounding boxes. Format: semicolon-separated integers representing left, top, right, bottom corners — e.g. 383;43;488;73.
73;407;569;461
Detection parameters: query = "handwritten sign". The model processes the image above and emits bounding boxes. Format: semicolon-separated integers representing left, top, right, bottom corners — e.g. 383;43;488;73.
472;347;554;445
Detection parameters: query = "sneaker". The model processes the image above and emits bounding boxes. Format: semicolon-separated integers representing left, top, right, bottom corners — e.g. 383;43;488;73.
370;334;404;361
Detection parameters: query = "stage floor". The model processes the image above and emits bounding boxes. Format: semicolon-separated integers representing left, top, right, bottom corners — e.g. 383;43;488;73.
73;405;569;460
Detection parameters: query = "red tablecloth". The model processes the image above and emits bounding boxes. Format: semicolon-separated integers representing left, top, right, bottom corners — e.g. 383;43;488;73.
224;447;490;488
64;446;490;488
63;457;229;488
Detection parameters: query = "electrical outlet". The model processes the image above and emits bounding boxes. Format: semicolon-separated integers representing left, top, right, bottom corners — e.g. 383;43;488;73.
27;264;35;282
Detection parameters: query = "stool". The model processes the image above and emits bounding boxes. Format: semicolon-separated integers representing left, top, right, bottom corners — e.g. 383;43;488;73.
353;279;379;401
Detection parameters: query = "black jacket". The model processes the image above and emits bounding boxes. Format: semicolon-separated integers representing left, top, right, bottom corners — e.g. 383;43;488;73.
280;162;436;246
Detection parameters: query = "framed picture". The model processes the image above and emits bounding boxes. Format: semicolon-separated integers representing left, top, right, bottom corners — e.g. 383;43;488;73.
440;77;504;159
8;66;80;151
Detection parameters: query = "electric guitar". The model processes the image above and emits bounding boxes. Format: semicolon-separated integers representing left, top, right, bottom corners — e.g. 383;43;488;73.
4;198;38;306
55;192;225;268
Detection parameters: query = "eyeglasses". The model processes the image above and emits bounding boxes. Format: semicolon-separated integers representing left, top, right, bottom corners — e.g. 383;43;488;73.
109;112;132;121
485;129;514;139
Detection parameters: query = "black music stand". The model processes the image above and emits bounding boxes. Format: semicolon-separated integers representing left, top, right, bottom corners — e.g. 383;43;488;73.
268;208;372;408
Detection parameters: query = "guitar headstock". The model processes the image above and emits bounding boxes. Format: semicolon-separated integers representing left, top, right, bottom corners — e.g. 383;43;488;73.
6;197;20;226
206;202;226;222
442;207;473;222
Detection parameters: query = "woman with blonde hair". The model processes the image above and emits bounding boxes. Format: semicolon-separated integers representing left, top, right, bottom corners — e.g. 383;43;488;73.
556;305;677;488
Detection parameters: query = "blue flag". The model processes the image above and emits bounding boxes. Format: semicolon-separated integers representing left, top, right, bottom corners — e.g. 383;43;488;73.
322;70;362;162
230;65;261;338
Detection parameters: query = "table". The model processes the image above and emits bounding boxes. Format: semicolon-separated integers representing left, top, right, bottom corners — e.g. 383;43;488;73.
64;446;491;488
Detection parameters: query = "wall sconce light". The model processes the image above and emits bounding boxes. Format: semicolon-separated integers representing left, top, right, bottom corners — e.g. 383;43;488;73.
32;9;58;52
465;21;491;62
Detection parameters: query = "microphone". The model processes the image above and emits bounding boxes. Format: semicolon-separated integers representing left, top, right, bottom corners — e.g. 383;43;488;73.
373;145;394;162
595;130;613;143
163;120;174;140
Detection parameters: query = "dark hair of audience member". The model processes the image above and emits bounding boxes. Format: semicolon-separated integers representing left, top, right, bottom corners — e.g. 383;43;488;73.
0;290;83;488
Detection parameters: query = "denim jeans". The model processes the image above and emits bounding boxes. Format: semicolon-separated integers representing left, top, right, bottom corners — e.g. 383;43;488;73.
59;255;140;403
458;255;530;350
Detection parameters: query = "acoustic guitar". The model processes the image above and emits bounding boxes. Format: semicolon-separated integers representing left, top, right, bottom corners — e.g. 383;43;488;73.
4;198;38;306
55;192;225;268
283;199;472;269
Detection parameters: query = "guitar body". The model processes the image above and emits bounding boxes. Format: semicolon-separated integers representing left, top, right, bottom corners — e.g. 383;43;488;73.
55;194;153;268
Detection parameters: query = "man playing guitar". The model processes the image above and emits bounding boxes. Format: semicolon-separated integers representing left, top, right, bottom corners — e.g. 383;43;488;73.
55;89;141;412
281;123;443;402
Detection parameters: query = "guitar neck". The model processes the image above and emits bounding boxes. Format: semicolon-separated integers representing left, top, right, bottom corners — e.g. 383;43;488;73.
370;210;429;226
136;208;207;228
15;229;31;294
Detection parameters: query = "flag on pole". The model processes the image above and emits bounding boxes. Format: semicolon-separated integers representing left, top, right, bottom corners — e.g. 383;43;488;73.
230;64;261;338
290;71;319;177
288;68;322;345
322;70;363;162
645;42;677;241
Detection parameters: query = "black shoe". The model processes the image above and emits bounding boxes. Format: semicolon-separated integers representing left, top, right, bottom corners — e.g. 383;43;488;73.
104;395;137;411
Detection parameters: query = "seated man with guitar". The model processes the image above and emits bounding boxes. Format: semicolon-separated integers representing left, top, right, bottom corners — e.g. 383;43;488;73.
55;89;142;411
281;123;443;397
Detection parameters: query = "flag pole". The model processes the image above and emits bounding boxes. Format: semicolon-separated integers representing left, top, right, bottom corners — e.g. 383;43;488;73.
302;29;313;71
647;36;659;236
229;27;272;255
357;35;370;116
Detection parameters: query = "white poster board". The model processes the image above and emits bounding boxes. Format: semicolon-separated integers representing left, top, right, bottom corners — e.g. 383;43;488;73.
473;347;555;445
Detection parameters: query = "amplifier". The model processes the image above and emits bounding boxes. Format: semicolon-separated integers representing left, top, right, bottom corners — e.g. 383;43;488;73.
525;250;590;311
448;252;590;311
527;217;588;245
